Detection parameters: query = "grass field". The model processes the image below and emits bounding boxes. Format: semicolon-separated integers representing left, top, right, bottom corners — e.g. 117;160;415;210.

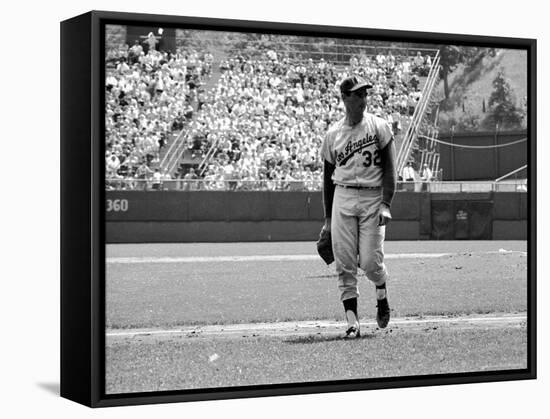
105;241;528;394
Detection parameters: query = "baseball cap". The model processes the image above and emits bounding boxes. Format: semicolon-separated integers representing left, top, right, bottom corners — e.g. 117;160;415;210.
340;75;373;93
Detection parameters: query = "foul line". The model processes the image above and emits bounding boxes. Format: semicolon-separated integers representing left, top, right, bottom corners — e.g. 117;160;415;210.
106;250;525;265
106;314;526;339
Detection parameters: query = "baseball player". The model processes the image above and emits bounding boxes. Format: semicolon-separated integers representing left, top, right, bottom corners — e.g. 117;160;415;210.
320;75;397;339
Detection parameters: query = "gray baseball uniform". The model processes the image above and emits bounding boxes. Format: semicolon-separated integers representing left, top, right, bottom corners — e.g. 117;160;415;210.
320;75;396;338
320;113;393;301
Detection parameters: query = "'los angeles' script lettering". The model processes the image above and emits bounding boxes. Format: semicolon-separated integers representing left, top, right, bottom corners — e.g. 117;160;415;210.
336;134;379;166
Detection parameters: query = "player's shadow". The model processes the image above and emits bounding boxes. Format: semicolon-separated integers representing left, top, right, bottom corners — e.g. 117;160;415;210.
305;273;368;280
304;274;337;279
284;333;374;344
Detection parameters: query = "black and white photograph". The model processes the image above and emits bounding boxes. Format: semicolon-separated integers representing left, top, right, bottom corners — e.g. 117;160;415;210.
102;19;532;395
6;0;549;417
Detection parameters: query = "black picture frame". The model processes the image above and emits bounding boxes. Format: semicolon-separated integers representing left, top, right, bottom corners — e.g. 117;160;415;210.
61;10;536;408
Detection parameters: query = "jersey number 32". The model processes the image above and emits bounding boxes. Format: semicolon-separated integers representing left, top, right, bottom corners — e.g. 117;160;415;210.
362;149;382;168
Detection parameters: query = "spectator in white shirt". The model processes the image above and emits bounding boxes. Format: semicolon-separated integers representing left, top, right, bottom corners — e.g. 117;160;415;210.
151;169;162;190
421;164;433;181
402;161;416;182
106;154;120;177
414;51;424;69
421;163;433;191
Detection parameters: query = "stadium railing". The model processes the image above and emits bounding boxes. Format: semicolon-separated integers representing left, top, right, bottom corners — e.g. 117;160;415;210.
396;50;441;174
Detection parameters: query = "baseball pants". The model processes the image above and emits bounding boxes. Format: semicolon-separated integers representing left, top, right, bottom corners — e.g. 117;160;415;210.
331;185;389;301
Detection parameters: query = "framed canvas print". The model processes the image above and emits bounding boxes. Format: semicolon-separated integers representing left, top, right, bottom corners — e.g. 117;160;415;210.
60;10;536;407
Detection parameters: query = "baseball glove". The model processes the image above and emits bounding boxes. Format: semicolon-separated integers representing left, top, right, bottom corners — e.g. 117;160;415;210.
316;227;334;265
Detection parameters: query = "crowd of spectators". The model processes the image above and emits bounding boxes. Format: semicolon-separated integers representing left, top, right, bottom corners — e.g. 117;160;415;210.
105;42;212;188
184;50;429;190
105;39;433;191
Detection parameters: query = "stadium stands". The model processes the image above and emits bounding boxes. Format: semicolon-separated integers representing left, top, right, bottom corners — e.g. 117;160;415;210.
105;48;211;187
105;43;428;191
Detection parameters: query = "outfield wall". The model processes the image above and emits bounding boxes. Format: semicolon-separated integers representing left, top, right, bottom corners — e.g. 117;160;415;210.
105;191;527;243
437;131;527;181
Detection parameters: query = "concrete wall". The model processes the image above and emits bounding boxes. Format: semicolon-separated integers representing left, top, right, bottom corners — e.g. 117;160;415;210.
105;191;527;243
438;131;527;181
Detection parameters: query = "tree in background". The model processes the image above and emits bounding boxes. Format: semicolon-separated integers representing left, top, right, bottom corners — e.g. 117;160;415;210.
439;46;462;101
482;69;524;130
438;46;496;104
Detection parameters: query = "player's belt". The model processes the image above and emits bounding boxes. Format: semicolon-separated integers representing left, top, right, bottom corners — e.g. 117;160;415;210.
336;184;381;190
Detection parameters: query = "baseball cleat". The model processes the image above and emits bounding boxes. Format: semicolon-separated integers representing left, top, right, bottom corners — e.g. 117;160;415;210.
376;297;390;328
344;324;361;339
